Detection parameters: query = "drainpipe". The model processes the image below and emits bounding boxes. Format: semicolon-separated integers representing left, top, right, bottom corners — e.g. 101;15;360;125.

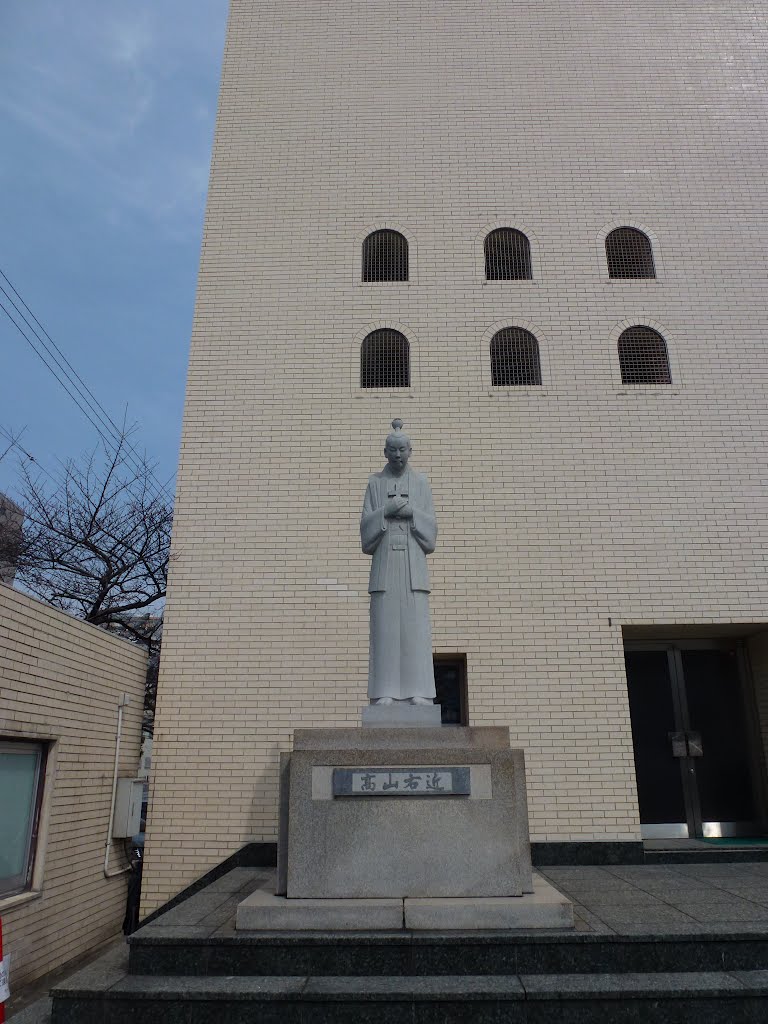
104;693;131;878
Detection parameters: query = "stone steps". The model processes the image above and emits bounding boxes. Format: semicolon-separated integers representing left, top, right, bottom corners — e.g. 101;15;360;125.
126;928;768;977
49;863;768;1021
51;964;768;1023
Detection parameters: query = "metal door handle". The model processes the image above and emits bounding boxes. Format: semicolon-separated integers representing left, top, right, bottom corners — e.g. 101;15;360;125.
687;731;703;757
668;731;704;757
669;732;687;757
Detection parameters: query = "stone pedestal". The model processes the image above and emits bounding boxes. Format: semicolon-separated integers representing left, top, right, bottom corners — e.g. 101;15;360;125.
236;870;573;930
361;703;442;727
238;725;573;931
280;726;532;899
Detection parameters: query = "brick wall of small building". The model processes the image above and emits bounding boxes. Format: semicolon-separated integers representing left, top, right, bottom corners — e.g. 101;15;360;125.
143;0;768;913
0;584;146;990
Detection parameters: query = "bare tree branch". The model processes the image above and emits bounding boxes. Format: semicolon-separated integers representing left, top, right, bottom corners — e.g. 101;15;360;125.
5;431;173;653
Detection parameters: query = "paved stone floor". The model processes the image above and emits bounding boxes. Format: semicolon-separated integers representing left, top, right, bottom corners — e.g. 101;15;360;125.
132;864;768;939
539;862;768;934
11;861;768;1020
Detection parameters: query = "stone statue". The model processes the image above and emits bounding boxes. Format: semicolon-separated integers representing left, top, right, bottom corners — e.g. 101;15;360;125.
361;419;437;705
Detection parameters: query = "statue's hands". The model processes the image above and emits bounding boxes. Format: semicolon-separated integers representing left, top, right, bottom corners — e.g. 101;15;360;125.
384;497;408;518
396;503;413;519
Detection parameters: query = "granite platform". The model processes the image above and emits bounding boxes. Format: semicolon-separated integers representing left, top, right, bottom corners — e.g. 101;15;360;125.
47;862;768;1022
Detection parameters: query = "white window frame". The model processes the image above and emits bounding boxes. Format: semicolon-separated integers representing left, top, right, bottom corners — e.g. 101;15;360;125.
0;740;47;898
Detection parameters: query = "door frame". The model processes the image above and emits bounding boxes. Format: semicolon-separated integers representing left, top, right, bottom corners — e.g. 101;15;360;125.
625;637;768;839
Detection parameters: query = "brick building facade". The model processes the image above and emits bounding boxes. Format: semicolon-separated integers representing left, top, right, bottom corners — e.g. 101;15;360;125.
0;586;146;988
143;0;768;914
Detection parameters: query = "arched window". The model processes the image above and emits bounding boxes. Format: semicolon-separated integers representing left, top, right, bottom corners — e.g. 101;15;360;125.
618;327;671;384
362;230;409;282
605;227;656;279
490;327;542;386
361;329;410;388
484;228;532;280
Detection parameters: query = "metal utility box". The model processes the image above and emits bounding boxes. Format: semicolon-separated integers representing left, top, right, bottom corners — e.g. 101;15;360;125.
113;778;144;837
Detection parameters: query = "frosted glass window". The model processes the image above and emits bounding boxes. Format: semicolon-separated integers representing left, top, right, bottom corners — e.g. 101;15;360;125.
0;741;44;896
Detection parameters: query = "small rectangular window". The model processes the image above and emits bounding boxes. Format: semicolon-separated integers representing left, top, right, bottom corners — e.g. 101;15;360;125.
434;655;469;725
0;740;46;897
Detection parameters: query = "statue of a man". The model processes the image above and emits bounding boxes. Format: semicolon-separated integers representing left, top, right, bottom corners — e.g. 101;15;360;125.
361;419;437;705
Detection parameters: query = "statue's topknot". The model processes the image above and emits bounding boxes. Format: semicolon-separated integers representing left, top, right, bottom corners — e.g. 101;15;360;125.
385;417;411;447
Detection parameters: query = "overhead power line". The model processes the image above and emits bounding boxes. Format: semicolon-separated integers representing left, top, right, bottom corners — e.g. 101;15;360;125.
0;425;25;468
0;423;63;488
0;270;173;502
0;268;175;505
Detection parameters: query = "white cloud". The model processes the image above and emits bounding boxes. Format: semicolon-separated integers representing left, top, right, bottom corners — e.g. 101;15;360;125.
0;0;227;233
105;13;155;66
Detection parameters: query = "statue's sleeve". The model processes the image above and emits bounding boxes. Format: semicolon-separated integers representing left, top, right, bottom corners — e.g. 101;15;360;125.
361;479;387;554
410;477;437;554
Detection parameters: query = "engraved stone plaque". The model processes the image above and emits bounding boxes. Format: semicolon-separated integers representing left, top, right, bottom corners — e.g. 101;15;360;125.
332;766;470;796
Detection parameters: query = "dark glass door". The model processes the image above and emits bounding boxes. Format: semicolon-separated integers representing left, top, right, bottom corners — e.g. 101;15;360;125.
626;650;687;832
625;643;761;839
682;649;756;827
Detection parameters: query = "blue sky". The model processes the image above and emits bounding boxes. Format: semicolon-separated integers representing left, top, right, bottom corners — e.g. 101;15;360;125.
0;1;228;500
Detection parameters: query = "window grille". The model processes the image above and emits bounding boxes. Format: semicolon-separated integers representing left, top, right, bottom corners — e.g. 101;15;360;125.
362;230;409;282
618;327;671;384
605;227;656;279
490;327;542;386
484;229;532;280
361;329;410;388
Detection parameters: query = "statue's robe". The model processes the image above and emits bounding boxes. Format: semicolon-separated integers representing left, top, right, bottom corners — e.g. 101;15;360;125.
361;466;437;700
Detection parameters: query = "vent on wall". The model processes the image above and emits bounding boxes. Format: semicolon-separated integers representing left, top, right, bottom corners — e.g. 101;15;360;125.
605;227;656;279
490;327;542;386
362;230;409;282
484;228;532;280
618;326;671;384
361;329;410;388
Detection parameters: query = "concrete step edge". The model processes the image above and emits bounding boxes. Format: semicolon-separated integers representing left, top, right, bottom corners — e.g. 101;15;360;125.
52;970;768;1002
127;928;768;945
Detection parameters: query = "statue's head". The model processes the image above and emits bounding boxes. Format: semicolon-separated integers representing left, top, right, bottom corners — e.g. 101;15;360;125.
384;418;412;471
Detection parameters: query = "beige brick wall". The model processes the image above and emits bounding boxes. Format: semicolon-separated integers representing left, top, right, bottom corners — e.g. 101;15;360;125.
143;0;768;912
0;585;146;991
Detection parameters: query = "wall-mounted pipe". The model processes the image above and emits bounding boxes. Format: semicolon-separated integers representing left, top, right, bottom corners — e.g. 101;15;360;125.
104;693;131;879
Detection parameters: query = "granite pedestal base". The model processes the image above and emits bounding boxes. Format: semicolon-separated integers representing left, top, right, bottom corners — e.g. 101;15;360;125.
279;726;534;900
361;702;442;727
236;872;574;931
